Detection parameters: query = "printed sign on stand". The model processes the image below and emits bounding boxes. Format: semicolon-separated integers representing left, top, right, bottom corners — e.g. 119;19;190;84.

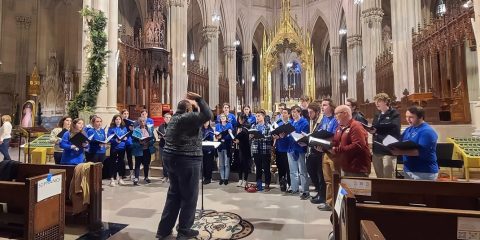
37;174;62;202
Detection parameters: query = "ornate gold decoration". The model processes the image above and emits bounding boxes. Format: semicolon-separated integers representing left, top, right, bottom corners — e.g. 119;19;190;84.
260;0;315;111
28;65;41;96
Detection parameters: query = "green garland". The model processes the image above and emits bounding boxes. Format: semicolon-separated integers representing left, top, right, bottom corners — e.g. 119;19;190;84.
68;7;109;118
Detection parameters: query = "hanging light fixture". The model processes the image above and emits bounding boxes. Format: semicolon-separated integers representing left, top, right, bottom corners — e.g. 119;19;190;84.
341;72;347;81
437;0;447;16
353;0;363;5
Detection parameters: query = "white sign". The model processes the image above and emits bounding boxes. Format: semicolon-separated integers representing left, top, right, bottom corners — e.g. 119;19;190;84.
458;217;480;240
334;185;347;216
341;179;372;196
37;175;62;202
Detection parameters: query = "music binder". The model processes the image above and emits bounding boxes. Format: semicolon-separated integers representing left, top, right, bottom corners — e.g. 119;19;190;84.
214;129;234;139
123;119;136;127
202;141;221;149
308;137;332;149
374;135;419;154
310;129;334;139
115;131;132;140
248;129;265;139
271;123;295;136
92;134;116;144
56;128;68;138
69;133;90;148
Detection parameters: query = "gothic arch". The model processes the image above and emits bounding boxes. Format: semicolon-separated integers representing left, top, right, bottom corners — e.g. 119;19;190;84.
251;16;270;46
308;8;330;36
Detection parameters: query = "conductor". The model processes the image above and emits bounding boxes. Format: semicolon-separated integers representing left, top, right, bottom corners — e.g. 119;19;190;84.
156;92;213;239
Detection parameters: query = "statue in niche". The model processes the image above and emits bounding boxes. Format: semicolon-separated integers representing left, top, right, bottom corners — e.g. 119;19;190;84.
39;54;63;116
382;25;392;50
154;26;159;43
146;23;153;44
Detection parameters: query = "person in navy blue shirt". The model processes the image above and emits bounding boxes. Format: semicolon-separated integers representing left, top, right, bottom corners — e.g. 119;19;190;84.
201;120;215;184
215;113;234;185
395;106;439;180
86;116;107;163
216;103;237;129
141;109;155;127
286;106;310;199
60;118;88;165
108;115;128;186
272;108;292;192
121;109;134;179
242;105;256;125
132;116;156;185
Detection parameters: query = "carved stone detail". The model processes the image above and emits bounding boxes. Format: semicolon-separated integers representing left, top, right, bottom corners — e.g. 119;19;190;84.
347;34;362;48
202;25;218;43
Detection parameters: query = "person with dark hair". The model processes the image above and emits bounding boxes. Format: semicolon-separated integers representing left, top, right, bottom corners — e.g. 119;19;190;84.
60;118;88;165
121;109;134;179
107;114;128;186
131;116;156;185
201;120;215;184
234;114;252;187
242;105;256;125
86;116;107;163
50;116;72;164
216;103;237;128
141;109;155;127
272;108;292;192
215;113;234;185
157;92;212;240
370;93;401;179
286;106;310;199
275;103;287;121
83;114;97;134
396;106;438;180
250;109;273;191
157;113;172;182
346;98;368;125
300;96;311;121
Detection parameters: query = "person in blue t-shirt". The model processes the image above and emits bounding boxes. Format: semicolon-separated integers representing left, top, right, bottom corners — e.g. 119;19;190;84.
216;103;237;129
141;109;155;127
60;118;88;165
121;109;134;179
395;106;438;180
242;105;256;125
86;116;107;163
272;107;292;192
215;113;234;185
108;114;129;186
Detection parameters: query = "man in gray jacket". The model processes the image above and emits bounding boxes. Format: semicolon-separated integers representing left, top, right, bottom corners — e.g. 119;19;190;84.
156;92;213;239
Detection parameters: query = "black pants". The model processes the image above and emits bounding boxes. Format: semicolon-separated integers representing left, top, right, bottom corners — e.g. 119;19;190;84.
238;151;251;181
54;152;63;164
86;153;106;164
134;149;151;179
160;148;168;178
202;151;214;181
253;153;271;185
276;151;290;185
157;152;201;236
126;146;133;170
110;149;126;179
306;152;325;199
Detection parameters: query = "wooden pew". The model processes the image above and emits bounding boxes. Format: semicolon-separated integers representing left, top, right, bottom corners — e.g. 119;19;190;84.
15;163;103;230
0;170;66;239
360;220;385;240
332;173;480;239
339;184;480;240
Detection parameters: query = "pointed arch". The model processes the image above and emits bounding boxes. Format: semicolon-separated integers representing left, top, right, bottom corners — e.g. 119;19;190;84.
308;8;330;36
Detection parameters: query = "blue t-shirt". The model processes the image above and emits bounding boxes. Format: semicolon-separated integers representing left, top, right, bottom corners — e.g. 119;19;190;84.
216;113;237;128
215;122;233;151
319;115;338;133
87;128;107;154
60;131;86;165
246;114;256;125
288;117;309;154
108;126;128;151
275;119;292;153
402;122;439;173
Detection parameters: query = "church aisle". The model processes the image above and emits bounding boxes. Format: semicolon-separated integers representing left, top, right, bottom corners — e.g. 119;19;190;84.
66;178;332;240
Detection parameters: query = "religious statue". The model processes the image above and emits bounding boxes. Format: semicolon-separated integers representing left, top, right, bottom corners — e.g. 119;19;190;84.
21;101;35;128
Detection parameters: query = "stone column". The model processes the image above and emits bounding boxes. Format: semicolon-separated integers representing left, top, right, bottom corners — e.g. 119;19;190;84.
330;47;342;105
80;0;93;88
243;54;252;107
471;0;480;135
391;0;422;99
204;25;219;108
87;0;118;122
15;16;32;104
224;45;237;109
169;0;188;109
361;0;383;101
0;0;3;72
347;35;362;99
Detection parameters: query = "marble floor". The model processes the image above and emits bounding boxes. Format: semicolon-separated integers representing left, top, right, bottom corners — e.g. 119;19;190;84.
63;177;333;240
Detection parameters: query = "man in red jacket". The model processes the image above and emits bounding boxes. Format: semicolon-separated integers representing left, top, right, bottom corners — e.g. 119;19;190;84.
330;105;371;177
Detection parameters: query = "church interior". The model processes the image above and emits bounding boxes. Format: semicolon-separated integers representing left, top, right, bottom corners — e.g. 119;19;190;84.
1;0;480;239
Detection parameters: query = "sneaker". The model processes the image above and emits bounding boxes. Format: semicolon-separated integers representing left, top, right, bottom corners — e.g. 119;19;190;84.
237;180;243;187
118;179;126;186
310;195;325;204
133;178;139;186
243;181;248;188
286;189;299;195
109;179;116;187
177;229;199;239
155;231;172;239
317;203;332;211
300;193;311;200
145;178;151;184
219;180;224;185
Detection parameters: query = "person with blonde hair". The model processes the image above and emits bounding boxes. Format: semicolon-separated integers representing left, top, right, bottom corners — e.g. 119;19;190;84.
0;115;13;160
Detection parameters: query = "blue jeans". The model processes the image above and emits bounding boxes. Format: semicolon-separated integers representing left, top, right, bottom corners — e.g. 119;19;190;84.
218;149;230;180
404;171;438;180
288;152;309;193
0;138;11;160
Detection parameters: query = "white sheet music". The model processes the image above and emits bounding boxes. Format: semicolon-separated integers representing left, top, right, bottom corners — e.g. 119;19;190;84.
291;132;304;142
202;141;221;148
382;135;399;146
